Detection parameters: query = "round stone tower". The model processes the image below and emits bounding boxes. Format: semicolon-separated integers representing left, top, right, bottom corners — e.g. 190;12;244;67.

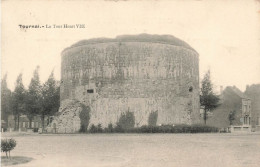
53;34;200;133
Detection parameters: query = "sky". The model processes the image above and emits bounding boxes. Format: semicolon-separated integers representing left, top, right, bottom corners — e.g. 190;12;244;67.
1;0;260;92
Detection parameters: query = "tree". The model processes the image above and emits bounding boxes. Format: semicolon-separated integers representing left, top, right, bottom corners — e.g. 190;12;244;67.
25;66;42;128
12;73;26;130
228;110;236;125
41;71;60;131
1;74;12;126
1;138;16;158
200;70;220;124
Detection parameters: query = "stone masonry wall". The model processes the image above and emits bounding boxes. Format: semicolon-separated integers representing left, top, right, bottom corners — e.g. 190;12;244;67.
54;37;199;132
48;100;82;133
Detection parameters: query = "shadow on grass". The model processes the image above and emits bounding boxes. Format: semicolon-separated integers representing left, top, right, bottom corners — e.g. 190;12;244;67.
1;156;33;166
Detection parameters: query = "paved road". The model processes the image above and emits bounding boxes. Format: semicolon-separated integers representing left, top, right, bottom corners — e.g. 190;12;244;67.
1;133;260;167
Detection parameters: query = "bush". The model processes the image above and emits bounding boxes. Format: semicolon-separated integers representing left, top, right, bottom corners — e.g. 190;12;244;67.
89;124;97;133
88;124;104;133
148;111;158;126
79;104;91;133
114;123;125;133
112;124;219;133
104;123;114;133
97;124;103;133
1;138;16;158
117;110;135;130
85;122;219;134
137;125;159;133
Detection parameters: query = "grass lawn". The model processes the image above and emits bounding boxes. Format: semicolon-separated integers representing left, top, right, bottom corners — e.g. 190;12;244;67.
1;156;33;166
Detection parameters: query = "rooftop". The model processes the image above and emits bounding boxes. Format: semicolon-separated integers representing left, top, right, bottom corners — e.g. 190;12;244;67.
226;86;250;99
63;34;197;53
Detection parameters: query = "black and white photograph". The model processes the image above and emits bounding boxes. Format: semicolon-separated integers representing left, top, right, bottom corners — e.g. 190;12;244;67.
1;0;260;166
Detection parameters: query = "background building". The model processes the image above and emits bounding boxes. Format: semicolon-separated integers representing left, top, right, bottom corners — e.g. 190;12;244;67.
244;84;260;131
7;115;48;132
208;86;252;132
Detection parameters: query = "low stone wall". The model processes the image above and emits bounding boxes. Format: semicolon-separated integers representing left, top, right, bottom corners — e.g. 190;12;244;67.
229;125;252;133
255;125;260;131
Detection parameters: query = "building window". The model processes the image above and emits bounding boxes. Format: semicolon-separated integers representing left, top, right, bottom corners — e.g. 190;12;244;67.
32;122;34;128
243;116;250;125
87;89;94;93
243;105;247;113
189;86;193;92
